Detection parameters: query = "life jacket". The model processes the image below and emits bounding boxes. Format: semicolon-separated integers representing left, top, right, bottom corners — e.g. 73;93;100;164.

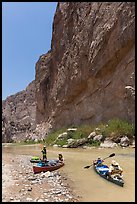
42;148;47;156
111;165;122;174
97;159;102;164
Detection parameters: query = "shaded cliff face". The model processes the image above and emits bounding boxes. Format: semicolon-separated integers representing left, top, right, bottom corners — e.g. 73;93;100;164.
2;81;36;142
35;2;135;132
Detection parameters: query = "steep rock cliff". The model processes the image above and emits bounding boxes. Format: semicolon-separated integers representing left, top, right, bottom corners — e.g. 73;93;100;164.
2;81;36;142
35;2;135;133
2;2;135;142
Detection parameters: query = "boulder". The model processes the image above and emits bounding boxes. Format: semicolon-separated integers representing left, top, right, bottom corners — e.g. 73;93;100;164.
100;139;117;148
88;132;96;140
67;128;77;132
67;138;88;148
57;132;68;140
120;136;130;147
67;138;75;144
93;134;103;142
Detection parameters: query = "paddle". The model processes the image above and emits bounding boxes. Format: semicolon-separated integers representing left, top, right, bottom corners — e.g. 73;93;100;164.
84;153;115;169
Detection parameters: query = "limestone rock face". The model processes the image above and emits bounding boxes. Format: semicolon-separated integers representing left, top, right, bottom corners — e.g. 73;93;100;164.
2;81;36;142
35;2;135;133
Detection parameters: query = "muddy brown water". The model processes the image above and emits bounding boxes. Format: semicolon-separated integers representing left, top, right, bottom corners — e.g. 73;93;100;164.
2;144;135;202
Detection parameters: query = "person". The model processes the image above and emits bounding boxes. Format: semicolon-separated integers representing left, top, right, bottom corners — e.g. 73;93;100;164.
93;156;104;166
108;160;123;177
58;153;63;162
41;145;47;161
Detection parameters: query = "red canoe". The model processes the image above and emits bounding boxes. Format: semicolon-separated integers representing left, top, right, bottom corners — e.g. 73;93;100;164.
33;162;64;174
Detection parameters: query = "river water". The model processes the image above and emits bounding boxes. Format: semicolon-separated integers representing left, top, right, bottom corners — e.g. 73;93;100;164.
2;144;135;202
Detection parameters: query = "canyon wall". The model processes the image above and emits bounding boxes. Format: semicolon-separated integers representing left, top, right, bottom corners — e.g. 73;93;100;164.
2;2;135;142
35;2;135;132
2;81;36;142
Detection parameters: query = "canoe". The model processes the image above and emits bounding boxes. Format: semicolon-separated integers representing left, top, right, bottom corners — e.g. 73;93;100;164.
30;159;41;163
30;156;41;163
30;158;59;163
33;161;64;174
93;163;124;187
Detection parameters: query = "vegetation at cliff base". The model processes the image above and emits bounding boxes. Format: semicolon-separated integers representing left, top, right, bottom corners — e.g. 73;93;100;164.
101;119;135;139
16;118;134;146
43;119;134;147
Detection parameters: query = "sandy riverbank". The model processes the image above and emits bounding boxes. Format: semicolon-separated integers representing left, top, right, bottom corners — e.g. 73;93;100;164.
2;153;80;202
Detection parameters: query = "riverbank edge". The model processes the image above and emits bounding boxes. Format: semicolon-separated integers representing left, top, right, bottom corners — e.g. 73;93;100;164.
2;150;80;202
2;142;135;149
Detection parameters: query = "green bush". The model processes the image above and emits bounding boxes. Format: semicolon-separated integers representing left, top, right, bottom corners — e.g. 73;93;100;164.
72;124;95;139
55;138;68;146
101;119;135;139
85;140;101;147
44;127;67;145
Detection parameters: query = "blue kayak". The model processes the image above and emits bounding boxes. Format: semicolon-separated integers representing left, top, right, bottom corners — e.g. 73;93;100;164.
93;163;124;187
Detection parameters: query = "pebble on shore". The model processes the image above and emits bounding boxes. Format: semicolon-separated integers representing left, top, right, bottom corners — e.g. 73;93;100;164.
2;154;79;202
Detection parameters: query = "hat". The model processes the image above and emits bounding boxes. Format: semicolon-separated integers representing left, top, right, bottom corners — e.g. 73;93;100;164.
111;160;118;166
43;145;46;148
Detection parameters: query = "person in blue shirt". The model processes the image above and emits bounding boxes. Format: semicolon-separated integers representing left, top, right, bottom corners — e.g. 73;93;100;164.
94;156;104;166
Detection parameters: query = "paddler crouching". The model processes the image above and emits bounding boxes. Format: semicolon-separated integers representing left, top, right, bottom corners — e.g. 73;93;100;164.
107;160;123;179
58;153;63;162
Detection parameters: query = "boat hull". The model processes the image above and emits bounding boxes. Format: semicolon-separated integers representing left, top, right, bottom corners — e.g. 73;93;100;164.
33;162;64;174
93;164;124;187
30;159;41;163
30;158;59;163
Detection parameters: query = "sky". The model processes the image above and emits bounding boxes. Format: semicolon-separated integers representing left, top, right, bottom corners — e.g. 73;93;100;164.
2;2;58;100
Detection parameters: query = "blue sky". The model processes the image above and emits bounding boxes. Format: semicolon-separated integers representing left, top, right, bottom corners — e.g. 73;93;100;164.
2;2;57;100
